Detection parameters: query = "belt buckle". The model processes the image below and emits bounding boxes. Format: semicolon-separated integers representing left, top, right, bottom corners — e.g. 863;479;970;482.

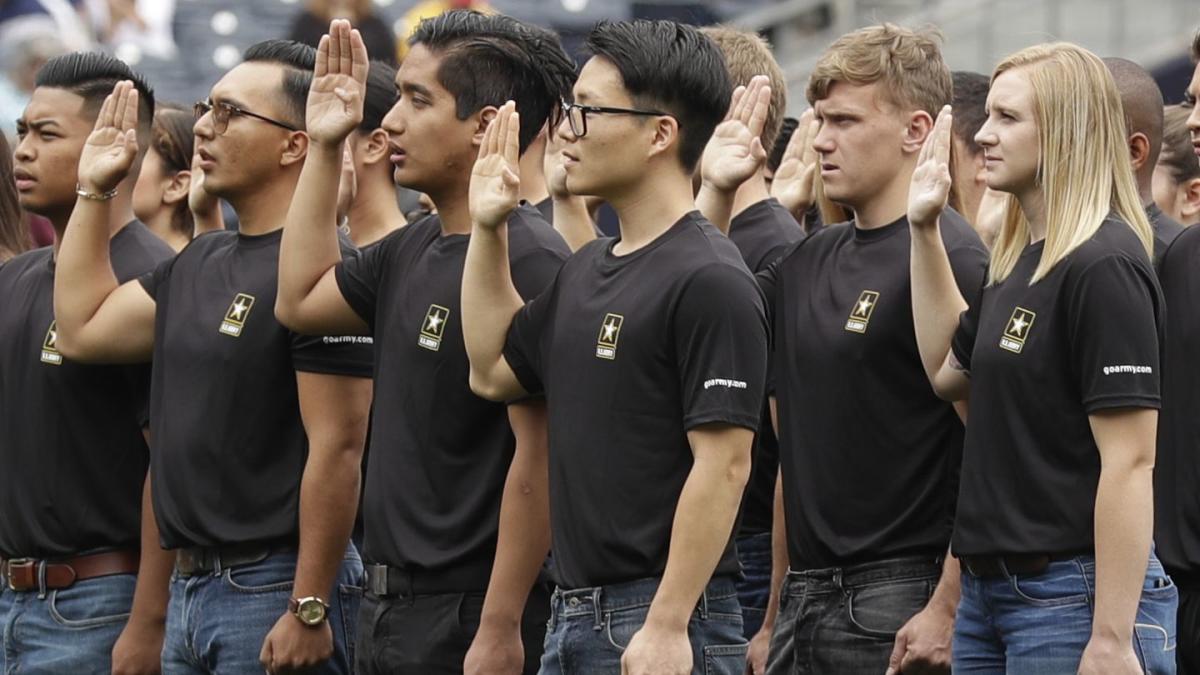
6;559;35;591
368;565;389;597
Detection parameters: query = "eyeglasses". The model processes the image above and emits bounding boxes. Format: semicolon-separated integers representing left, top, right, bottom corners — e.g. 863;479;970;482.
193;100;299;135
559;98;673;138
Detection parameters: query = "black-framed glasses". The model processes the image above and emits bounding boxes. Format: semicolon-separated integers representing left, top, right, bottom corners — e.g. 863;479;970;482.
559;98;673;138
193;99;299;135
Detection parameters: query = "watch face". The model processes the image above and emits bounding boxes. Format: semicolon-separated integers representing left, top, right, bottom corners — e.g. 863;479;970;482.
297;599;326;625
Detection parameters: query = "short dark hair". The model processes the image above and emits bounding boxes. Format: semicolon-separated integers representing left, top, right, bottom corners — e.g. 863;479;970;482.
951;71;989;156
410;11;576;153
360;60;397;132
1193;30;1200;62
242;39;317;130
34;51;155;136
767;116;798;174
584;20;733;172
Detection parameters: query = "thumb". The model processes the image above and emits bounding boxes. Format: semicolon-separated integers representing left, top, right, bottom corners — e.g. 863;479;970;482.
750;137;766;162
885;630;908;675
502;166;520;189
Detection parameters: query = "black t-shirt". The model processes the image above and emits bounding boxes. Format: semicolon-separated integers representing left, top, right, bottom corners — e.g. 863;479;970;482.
334;205;569;587
951;217;1162;556
727;198;804;537
139;229;373;549
759;211;987;569
503;211;768;588
1148;203;1185;266
1153;225;1200;578
0;222;172;558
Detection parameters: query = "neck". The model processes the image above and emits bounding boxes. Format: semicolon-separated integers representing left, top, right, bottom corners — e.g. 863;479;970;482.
1138;183;1154;211
427;178;472;236
144;210;189;252
51;180;137;257
1017;187;1047;243
851;164;914;230
730;171;771;222
230;174;298;236
609;165;695;254
518;155;550;206
348;174;405;247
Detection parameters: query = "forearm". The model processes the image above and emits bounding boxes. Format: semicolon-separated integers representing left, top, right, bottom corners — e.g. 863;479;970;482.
292;444;361;600
1091;463;1154;641
277;141;345;322
54;196;121;354
552;195;596;252
696;182;735;236
127;472;173;626
461;224;523;399
909;223;967;383
760;471;787;632
926;550;961;615
646;454;750;629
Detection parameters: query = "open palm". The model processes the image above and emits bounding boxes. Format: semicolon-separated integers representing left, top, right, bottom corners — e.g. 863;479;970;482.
908;105;953;228
701;75;771;192
470;101;522;230
79;80;140;193
306;19;369;144
771;109;818;216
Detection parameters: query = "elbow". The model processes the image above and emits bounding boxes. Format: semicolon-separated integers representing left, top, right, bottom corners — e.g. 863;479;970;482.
468;368;506;402
274;298;306;334
53;326;91;362
724;447;753;492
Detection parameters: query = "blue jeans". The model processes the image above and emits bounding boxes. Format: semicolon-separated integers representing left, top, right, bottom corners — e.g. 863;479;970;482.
539;576;747;674
736;532;772;638
0;572;135;674
162;548;363;674
954;554;1178;674
764;555;941;675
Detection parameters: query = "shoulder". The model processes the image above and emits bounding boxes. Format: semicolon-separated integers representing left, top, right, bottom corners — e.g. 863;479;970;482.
1161;223;1200;272
1069;216;1152;269
113;221;175;264
0;246;50;281
507;203;571;261
938;208;987;252
776;218;852;266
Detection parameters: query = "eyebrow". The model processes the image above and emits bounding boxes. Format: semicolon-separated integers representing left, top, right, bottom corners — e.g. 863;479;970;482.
210;95;250;110
399;82;434;98
15;119;62;130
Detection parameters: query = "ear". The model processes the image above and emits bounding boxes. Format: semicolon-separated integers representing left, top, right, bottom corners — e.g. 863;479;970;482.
1181;177;1200;221
644;115;681;164
901;109;935;155
971;150;987;186
280;131;309;167
1129;132;1151;172
362;128;391;165
472;106;500;150
162;169;191;205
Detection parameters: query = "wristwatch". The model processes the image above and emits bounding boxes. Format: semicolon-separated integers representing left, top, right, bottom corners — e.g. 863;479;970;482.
288;596;330;627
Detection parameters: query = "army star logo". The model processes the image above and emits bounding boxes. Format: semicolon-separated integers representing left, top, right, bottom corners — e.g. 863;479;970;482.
596;313;624;360
418;304;450;351
40;320;62;365
845;290;880;333
999;307;1036;354
219;293;256;337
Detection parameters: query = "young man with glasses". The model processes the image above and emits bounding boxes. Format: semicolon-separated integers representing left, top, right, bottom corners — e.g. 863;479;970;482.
273;15;575;674
52;40;373;674
461;20;769;673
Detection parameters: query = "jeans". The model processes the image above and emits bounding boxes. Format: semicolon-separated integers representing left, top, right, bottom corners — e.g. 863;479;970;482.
764;555;941;675
1178;585;1200;674
355;580;550;674
162;548;363;674
539;575;747;674
953;554;1177;674
736;532;772;639
0;572;135;674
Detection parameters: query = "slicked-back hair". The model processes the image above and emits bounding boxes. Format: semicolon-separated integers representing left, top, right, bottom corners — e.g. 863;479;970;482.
34;51;155;138
361;60;398;131
951;71;989;156
585;20;733;172
410;10;576;154
242;39;317;130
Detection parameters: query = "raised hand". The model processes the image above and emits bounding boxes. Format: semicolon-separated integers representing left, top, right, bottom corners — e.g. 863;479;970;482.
78;80;140;194
700;75;772;193
307;19;369;145
908;105;953;229
770;108;819;217
470;101;521;230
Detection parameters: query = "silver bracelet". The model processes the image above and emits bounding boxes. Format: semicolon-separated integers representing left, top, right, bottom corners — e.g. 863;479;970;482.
76;184;118;201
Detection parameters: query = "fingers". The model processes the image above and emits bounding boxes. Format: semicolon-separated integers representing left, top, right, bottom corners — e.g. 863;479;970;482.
800;112;818;166
338;19;353;78
503;103;520;167
350;28;368;84
884;632;907;675
746;76;771;138
315;33;329;79
328;20;342;74
112;81;130;132
121;87;138;134
727;84;747;123
936;105;953;165
477;108;497;161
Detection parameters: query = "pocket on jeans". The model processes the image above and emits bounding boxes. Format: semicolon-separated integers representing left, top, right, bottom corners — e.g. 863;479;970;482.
48;574;135;628
225;565;294;594
1009;566;1090;607
337;583;363;664
604;608;644;652
1133;567;1178;673
703;643;749;675
845;577;932;637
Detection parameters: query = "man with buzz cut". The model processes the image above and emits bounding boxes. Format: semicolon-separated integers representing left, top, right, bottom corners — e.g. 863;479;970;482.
1;51;174;675
461;19;769;674
52;39;373;674
273;14;575;674
699;24;988;675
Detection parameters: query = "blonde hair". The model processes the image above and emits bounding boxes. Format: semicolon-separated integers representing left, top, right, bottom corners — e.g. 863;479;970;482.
987;43;1153;285
701;26;788;151
807;23;951;118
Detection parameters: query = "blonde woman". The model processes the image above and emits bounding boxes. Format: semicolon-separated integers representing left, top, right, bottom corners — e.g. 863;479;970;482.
907;43;1176;672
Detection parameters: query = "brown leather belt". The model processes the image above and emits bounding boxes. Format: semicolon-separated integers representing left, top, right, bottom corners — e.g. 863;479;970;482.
960;552;1085;579
1;550;140;592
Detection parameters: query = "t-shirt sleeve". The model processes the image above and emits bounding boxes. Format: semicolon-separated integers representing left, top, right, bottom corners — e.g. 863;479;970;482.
948;243;989;301
1068;254;1162;412
334;237;389;327
290;332;374;378
675;264;768;431
502;285;555;397
137;255;176;300
511;248;567;301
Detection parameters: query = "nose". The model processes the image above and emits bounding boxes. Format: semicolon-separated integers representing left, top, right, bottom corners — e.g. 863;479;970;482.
381;102;405;137
811;120;833;154
13;133;34;162
193;109;215;140
974;119;996;148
